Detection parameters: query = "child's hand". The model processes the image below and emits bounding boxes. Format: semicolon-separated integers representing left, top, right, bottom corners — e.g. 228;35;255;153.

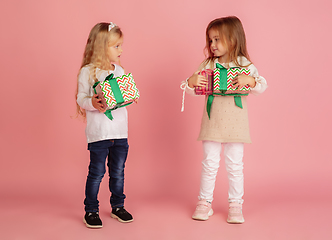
232;74;256;89
188;71;208;88
92;94;106;113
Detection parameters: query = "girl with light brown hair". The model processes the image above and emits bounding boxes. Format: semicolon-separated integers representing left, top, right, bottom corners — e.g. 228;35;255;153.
182;16;268;223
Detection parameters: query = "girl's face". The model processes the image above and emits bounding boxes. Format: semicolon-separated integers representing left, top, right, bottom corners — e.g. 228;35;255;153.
208;28;228;63
108;37;123;63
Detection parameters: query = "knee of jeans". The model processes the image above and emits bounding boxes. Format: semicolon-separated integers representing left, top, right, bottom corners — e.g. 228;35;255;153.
110;169;124;179
88;174;105;183
88;168;106;180
87;175;104;183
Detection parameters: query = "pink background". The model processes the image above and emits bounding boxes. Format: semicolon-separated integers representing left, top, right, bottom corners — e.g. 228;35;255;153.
1;0;332;239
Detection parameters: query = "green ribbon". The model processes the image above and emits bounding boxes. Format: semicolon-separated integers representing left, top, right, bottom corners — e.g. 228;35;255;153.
216;63;228;91
206;63;245;119
108;73;133;108
106;74;124;105
104;109;114;120
207;95;214;119
234;96;243;108
102;73;124;120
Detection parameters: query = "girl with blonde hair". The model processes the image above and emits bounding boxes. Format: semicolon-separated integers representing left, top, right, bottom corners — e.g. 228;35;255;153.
76;22;133;228
183;16;268;223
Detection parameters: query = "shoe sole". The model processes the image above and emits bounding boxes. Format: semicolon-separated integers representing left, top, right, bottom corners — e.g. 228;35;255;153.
192;209;214;221
83;217;103;228
111;213;134;223
227;218;245;224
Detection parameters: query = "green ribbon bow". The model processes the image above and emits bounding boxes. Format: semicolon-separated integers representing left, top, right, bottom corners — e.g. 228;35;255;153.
206;63;247;119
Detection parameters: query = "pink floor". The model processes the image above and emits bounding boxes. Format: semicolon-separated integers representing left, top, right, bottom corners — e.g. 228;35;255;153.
2;190;332;240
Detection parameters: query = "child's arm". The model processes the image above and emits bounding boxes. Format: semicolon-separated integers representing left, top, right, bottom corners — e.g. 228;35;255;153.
181;70;208;99
180;62;210;111
232;74;256;89
233;64;268;95
91;94;106;112
77;67;105;112
187;71;208;88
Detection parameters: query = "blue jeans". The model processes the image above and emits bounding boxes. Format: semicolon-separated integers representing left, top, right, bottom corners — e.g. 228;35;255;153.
84;139;129;212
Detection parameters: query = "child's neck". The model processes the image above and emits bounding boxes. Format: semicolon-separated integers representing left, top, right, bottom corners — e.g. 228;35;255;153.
92;62;115;71
217;55;236;65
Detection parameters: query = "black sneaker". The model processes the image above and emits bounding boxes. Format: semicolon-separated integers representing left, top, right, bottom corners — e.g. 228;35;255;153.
83;212;103;228
111;207;134;223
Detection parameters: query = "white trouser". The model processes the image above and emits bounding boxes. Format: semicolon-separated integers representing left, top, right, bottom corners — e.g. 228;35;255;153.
199;141;244;204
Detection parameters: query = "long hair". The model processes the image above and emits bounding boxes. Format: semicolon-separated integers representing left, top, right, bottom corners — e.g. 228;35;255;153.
76;22;123;118
203;16;251;68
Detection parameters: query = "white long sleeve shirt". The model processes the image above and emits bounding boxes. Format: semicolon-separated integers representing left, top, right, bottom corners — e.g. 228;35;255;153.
77;64;128;143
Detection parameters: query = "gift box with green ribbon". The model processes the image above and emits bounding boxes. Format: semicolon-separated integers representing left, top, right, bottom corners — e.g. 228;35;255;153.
213;63;251;94
206;63;251;119
93;73;139;120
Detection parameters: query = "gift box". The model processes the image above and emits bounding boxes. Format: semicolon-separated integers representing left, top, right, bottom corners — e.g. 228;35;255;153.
205;63;251;118
194;69;214;95
93;73;139;120
213;63;251;94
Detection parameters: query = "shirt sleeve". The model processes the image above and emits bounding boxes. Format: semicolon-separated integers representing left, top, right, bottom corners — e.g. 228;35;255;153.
180;79;196;95
248;63;268;95
76;67;97;111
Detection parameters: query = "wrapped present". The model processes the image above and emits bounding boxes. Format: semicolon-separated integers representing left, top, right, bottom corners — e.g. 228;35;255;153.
213;63;251;94
194;69;214;95
206;63;251;119
93;73;139;120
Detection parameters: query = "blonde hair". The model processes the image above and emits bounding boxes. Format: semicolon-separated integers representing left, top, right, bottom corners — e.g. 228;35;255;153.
76;22;123;118
203;16;251;68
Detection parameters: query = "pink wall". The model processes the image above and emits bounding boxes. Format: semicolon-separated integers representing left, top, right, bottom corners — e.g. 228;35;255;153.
1;0;331;208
